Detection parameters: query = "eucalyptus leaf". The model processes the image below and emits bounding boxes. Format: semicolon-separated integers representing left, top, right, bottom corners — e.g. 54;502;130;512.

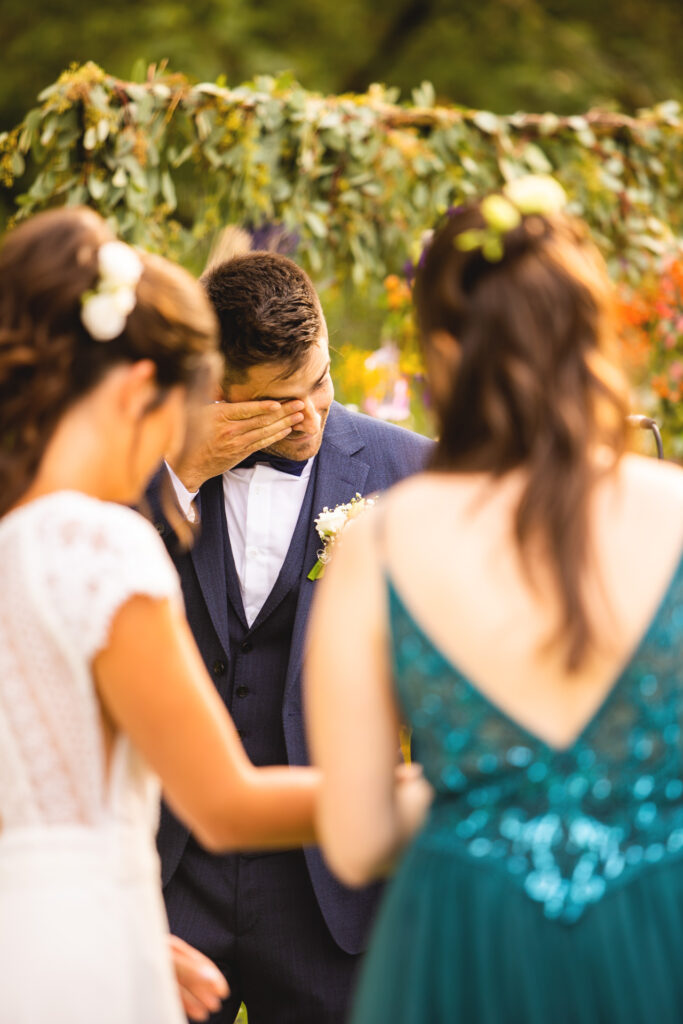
161;170;177;210
87;175;107;200
111;166;127;188
304;211;327;238
411;81;435;108
472;111;500;135
10;150;25;176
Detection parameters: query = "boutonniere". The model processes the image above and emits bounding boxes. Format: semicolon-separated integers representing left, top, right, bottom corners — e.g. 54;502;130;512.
307;493;377;580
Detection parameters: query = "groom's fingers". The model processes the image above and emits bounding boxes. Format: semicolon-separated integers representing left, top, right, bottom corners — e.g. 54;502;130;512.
237;418;303;453
216;398;304;434
221;398;301;423
169;399;305;488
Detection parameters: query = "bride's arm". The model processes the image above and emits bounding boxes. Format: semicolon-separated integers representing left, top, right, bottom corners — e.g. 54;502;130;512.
304;510;432;888
93;596;318;852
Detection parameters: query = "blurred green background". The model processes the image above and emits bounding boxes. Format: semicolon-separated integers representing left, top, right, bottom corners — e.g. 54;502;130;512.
3;0;683;451
3;0;683;133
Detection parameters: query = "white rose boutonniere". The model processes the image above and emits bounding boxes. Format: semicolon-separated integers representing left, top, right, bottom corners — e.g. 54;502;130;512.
307;493;377;580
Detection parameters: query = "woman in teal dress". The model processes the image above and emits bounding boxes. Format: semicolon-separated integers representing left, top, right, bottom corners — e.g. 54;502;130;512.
305;176;683;1023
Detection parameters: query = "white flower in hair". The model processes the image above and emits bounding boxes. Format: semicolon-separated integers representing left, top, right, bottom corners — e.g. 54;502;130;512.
503;174;567;216
81;240;143;342
110;286;137;316
81;293;129;341
97;241;144;288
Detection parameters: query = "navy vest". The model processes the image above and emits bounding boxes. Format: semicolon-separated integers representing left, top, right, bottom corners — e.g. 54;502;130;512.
221;464;318;767
157;463;319;883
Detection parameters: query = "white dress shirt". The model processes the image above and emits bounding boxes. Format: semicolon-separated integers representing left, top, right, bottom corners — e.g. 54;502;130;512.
167;460;313;627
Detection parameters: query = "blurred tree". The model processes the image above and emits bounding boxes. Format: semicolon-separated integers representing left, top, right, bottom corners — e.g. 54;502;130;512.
2;0;683;131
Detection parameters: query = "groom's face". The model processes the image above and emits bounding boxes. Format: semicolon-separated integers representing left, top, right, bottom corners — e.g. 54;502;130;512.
224;333;334;461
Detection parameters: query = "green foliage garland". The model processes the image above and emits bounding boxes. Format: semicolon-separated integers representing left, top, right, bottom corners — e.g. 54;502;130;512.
2;63;683;450
2;62;682;283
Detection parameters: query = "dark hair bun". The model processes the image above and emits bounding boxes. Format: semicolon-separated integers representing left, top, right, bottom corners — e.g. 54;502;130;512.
0;207;218;515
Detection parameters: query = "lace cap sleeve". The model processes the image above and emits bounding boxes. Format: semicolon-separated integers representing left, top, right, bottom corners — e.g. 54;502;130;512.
36;494;182;664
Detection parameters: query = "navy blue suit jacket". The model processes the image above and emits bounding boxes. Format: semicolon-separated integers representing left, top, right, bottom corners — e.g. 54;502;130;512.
153;402;433;954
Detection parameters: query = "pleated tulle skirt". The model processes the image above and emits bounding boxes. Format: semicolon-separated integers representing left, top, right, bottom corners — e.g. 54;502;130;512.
350;838;683;1024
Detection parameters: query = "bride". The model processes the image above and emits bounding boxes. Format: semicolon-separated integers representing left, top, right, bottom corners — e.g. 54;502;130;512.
0;208;317;1023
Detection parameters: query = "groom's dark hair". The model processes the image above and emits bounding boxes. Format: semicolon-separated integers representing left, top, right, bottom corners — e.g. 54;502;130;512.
201;252;325;381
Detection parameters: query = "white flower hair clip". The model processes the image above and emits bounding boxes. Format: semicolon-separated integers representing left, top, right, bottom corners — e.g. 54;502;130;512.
80;241;144;342
456;174;568;263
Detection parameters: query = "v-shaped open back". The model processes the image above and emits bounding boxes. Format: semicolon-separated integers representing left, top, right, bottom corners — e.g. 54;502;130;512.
387;542;683;755
386;548;683;924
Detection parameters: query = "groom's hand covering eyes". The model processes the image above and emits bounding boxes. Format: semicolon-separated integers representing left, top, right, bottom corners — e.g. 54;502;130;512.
169;398;305;491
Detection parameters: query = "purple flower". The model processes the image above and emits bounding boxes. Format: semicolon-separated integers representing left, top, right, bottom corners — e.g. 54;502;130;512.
249;223;300;255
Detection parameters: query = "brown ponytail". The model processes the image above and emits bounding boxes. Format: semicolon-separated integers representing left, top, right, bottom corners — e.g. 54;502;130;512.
414;204;629;670
0;207;219;516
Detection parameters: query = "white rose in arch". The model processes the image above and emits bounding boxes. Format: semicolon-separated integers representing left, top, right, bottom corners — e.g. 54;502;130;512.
98;241;143;289
81;292;128;341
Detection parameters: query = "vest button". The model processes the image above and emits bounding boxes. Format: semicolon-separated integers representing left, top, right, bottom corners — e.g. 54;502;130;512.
212;660;226;676
240;640;253;653
155;522;165;535
236;685;249;699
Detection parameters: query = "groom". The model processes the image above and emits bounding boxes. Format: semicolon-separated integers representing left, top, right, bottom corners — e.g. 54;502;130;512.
152;251;432;1023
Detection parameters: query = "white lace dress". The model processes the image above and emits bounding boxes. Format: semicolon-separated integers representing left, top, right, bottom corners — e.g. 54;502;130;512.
0;491;187;1024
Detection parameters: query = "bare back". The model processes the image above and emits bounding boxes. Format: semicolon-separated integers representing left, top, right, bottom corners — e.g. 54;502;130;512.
381;453;683;750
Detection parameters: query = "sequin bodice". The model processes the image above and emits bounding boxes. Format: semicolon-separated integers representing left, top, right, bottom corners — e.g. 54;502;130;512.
390;555;683;925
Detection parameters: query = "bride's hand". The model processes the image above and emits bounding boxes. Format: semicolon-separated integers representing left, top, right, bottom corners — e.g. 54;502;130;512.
395;761;434;842
168;934;229;1021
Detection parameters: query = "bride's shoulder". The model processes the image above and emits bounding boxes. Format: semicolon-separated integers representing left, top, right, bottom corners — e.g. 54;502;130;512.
26;491;169;564
19;492;180;664
31;489;154;536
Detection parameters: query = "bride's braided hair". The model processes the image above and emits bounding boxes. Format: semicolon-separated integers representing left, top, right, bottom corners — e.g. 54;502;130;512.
414;202;629;671
0;206;220;516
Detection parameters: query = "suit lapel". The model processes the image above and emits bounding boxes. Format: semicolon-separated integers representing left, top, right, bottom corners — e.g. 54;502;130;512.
190;475;232;659
220;500;248;629
284;404;370;707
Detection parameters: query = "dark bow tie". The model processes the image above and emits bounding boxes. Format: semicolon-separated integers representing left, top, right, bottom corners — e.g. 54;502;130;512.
234;451;308;477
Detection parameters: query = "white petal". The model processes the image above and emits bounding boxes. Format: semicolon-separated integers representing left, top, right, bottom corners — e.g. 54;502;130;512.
316;508;347;535
503;175;567;215
98;241;143;288
81;293;127;341
110;286;137;316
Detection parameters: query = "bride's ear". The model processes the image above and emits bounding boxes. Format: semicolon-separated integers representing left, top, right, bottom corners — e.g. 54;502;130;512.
116;360;159;421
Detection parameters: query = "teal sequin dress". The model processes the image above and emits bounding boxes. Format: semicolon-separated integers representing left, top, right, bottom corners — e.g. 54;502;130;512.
350;556;683;1024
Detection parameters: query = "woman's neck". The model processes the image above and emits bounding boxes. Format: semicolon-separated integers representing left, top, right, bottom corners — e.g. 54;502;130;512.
14;399;132;510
